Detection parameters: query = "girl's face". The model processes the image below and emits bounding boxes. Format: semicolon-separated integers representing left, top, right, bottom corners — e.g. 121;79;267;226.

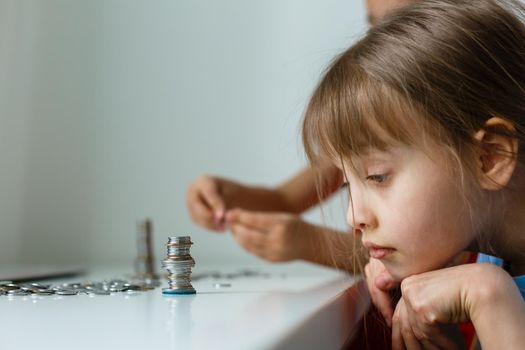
341;145;478;281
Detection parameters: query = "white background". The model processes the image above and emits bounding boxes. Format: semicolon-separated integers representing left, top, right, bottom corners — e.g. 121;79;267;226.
0;0;366;268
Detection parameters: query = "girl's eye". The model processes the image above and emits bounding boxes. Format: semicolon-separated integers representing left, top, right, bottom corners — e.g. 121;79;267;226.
365;174;388;183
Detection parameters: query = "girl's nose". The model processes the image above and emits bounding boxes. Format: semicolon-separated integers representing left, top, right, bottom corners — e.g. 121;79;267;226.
346;197;377;235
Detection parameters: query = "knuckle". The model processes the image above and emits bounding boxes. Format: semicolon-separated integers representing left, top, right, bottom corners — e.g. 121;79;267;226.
410;300;426;315
400;277;414;295
424;312;438;325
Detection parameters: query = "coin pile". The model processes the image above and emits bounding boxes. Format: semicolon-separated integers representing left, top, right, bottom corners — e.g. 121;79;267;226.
161;236;196;295
134;219;158;280
0;279;160;297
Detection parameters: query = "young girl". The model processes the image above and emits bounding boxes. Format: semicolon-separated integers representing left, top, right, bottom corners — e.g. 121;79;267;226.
302;0;525;348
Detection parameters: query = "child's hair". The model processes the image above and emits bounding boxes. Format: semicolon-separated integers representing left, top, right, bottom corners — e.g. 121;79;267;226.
303;0;525;266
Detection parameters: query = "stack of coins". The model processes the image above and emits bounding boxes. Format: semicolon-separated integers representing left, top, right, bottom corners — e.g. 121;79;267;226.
161;236;196;295
134;219;158;280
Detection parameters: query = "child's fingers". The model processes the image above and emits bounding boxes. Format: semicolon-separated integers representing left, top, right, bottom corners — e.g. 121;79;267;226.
230;223;267;248
373;271;398;326
394;300;421;350
375;270;397;290
187;193;217;229
199;180;225;215
187;179;224;229
226;209;275;230
230;223;270;259
392;301;410;350
372;287;395;327
365;259;396;327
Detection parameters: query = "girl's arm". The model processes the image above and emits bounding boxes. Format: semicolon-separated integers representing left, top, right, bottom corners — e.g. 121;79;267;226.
226;208;368;272
275;163;343;214
469;264;525;349
186;164;342;231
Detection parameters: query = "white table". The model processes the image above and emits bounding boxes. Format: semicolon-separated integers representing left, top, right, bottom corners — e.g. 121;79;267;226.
1;262;368;350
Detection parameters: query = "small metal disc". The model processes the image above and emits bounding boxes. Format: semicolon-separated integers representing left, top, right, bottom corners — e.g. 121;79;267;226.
162;288;196;295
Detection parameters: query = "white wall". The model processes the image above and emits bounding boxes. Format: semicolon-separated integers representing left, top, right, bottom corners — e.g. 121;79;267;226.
0;0;366;267
0;1;37;264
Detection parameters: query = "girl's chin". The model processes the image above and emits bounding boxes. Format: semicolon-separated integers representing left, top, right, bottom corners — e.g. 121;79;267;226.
383;262;423;282
381;264;404;282
386;271;405;283
386;262;444;282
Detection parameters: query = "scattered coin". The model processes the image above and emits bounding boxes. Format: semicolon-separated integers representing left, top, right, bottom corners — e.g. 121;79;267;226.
7;289;31;296
0;278;161;298
87;289;111;296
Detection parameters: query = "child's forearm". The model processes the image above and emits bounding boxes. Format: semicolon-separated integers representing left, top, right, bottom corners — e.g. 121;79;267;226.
225;165;342;215
470;268;525;349
300;225;368;274
275;165;343;214
232;185;294;212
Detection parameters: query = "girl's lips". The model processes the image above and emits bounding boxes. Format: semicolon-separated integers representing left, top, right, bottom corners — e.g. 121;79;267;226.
362;241;395;259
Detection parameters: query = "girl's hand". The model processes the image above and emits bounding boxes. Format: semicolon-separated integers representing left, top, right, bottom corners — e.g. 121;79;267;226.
186;176;246;231
393;299;465;350
391;264;506;350
225;209;310;262
364;258;399;327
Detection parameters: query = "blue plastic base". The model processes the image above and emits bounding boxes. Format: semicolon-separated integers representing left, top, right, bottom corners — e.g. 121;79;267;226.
162;288;196;295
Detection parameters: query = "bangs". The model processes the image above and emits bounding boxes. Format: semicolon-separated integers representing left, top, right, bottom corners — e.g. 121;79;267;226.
302;57;432;167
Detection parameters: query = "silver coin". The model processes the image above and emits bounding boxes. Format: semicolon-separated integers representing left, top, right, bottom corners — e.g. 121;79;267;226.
87;289;110;296
33;290;54;296
55;289;78;296
4;283;21;291
7;289;31;296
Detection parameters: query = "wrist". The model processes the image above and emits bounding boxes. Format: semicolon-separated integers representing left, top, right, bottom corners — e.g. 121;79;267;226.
295;222;321;262
468;264;525;349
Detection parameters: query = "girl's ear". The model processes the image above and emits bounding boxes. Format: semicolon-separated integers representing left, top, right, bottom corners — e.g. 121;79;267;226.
473;117;518;190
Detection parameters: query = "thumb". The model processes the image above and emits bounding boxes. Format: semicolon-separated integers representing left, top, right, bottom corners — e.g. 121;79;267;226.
375;270;397;290
201;184;226;221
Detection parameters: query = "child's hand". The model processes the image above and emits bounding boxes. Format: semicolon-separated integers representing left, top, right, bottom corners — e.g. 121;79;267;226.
225;209;311;262
391;264;491;350
364;258;398;327
186;175;246;231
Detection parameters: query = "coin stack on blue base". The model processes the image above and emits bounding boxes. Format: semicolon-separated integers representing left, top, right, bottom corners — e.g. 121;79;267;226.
162;236;196;295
